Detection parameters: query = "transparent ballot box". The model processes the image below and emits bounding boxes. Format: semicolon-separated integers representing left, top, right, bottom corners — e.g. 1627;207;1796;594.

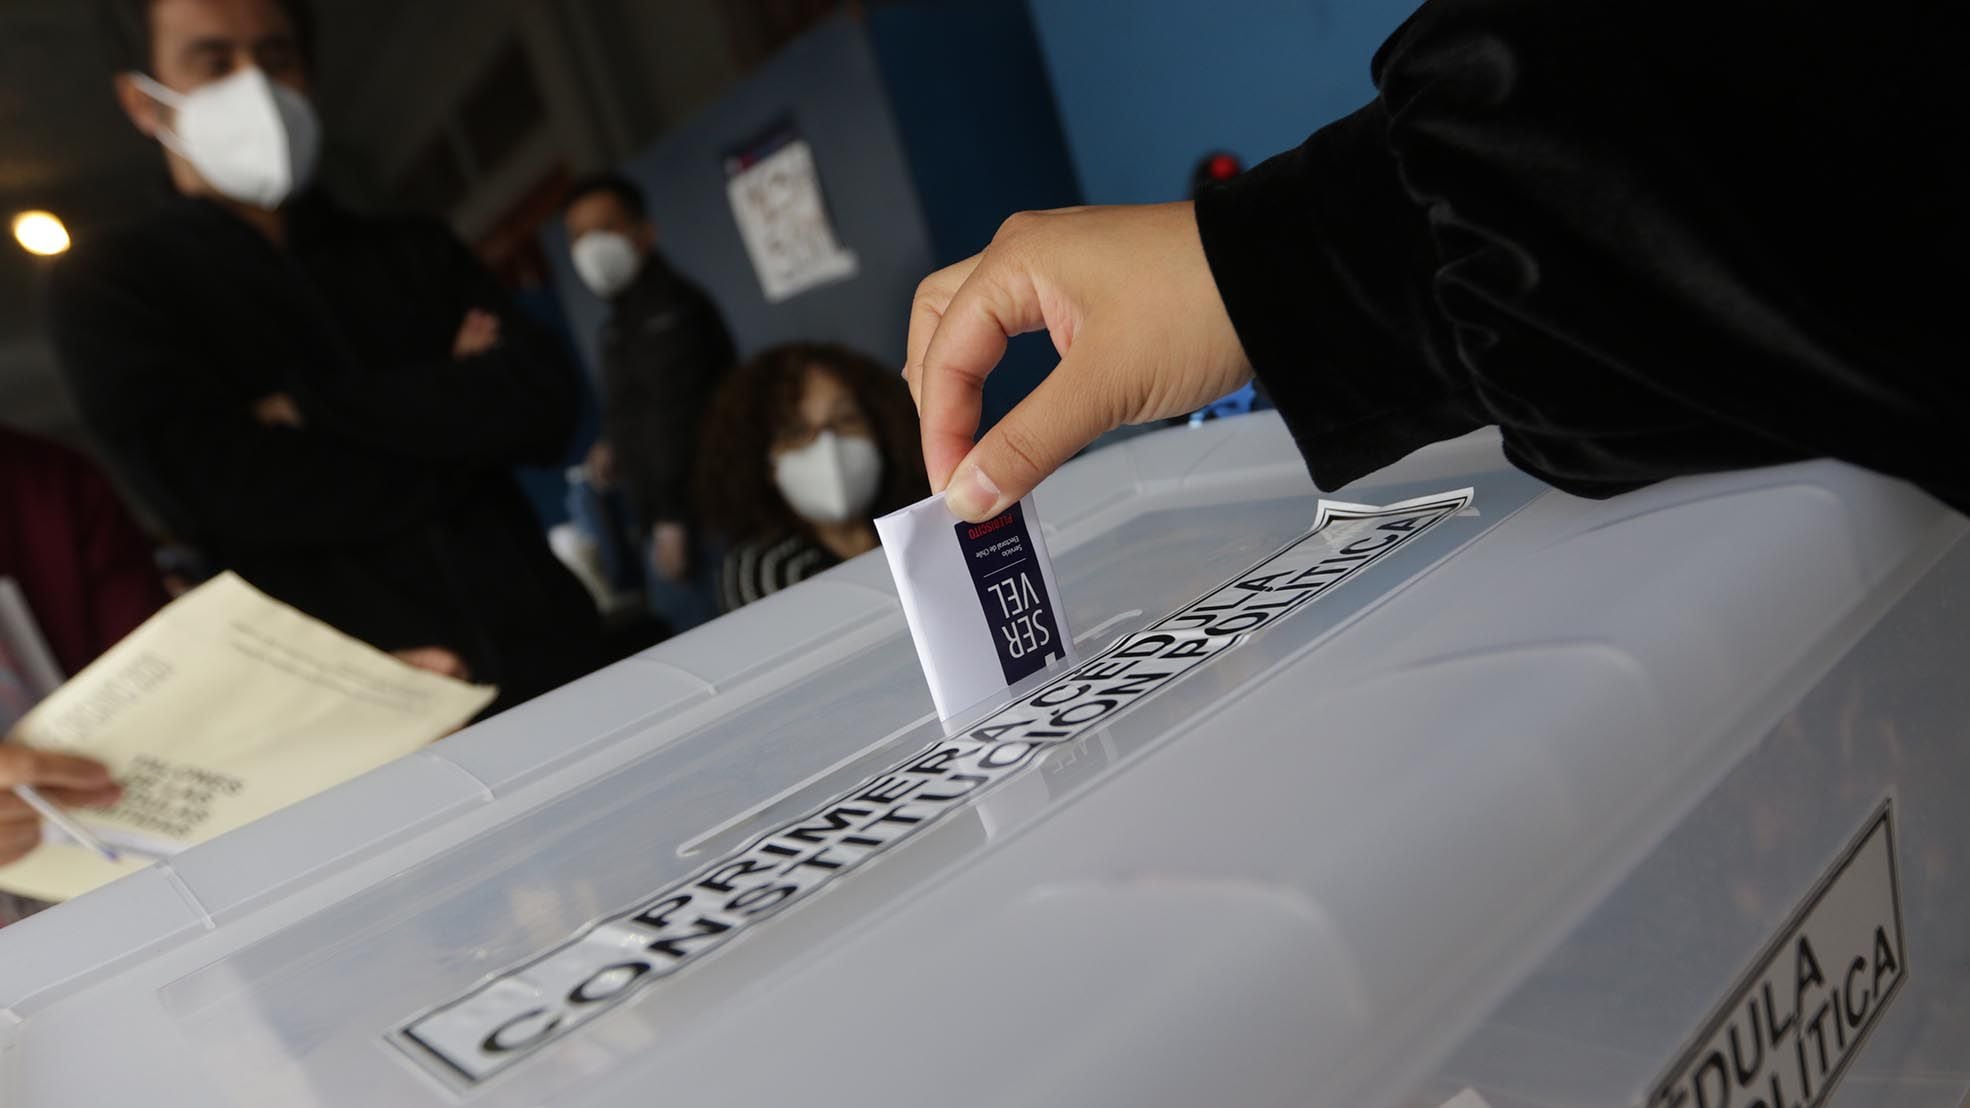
2;414;1966;1108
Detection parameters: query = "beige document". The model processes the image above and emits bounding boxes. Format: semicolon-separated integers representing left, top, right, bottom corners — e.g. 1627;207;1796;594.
0;572;495;903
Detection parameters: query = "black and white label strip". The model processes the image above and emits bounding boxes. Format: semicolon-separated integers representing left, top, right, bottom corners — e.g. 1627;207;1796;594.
395;487;1475;1087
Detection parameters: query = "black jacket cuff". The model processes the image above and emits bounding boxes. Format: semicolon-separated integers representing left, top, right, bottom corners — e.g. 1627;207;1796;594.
1193;100;1481;491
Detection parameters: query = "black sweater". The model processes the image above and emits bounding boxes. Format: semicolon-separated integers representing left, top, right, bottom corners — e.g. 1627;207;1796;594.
1195;0;1968;510
48;193;601;712
599;255;737;530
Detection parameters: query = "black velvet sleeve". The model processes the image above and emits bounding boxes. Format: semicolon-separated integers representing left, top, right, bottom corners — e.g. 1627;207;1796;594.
1194;0;1968;510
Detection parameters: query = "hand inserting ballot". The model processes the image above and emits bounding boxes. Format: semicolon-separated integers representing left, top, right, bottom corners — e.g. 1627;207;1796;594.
903;202;1254;523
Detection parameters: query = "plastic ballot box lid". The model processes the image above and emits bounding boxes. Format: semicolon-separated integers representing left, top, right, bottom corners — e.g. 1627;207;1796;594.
0;414;1963;1108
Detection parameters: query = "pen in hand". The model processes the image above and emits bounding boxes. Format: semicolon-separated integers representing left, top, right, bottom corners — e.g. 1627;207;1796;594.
12;785;121;864
0;745;125;866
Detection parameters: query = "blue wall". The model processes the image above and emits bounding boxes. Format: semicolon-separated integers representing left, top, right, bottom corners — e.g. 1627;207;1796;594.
864;0;1084;432
865;1;1083;268
1025;0;1419;204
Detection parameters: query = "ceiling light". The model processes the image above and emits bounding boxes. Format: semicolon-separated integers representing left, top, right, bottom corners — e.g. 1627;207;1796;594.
13;211;71;257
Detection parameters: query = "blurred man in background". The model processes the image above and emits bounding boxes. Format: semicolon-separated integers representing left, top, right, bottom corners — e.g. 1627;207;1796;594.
48;0;601;713
563;173;737;633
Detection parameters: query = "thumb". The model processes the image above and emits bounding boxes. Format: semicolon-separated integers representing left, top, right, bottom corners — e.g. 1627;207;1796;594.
942;350;1118;522
0;746;115;791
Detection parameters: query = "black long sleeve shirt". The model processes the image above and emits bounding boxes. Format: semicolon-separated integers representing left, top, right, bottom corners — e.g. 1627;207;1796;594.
598;255;738;530
48;193;601;711
1195;0;1968;511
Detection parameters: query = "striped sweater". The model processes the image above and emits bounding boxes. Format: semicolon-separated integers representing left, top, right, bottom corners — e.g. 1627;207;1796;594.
717;534;838;613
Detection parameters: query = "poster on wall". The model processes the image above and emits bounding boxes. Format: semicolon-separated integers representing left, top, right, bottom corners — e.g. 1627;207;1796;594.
724;121;859;303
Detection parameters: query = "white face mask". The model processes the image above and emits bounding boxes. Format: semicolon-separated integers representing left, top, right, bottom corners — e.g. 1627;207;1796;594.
131;67;321;210
570;231;642;299
773;431;883;525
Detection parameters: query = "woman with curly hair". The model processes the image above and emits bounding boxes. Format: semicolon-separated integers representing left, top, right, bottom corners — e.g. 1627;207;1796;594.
695;343;929;612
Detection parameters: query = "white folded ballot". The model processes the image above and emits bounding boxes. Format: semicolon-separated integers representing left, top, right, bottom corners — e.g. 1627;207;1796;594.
876;492;1074;719
0;573;496;903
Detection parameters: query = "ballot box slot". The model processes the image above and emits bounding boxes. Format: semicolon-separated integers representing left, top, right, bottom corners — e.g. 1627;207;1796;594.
167;487;1326;1022
385;484;1541;1090
141;469;1541;1104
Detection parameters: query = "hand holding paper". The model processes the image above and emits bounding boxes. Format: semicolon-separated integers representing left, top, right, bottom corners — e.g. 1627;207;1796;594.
0;748;121;866
901;202;1251;521
876;491;1073;720
0;573;496;903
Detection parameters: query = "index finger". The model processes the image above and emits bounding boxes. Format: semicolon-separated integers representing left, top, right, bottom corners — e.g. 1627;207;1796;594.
916;257;1046;489
904;254;981;409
